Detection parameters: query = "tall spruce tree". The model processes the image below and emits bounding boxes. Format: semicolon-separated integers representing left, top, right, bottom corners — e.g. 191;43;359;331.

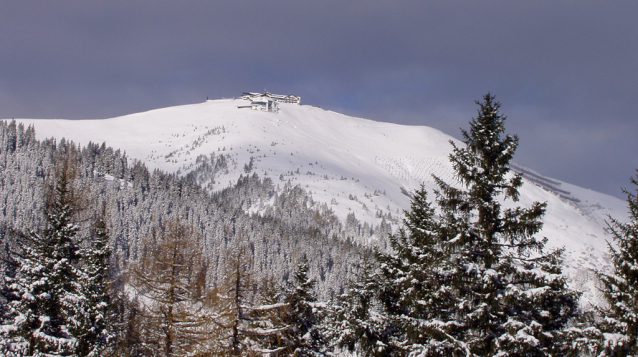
434;93;579;355
0;148;91;355
77;204;113;356
598;170;638;356
281;255;326;356
371;94;579;356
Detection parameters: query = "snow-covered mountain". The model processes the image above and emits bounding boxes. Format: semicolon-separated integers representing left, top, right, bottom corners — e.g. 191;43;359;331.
13;98;627;305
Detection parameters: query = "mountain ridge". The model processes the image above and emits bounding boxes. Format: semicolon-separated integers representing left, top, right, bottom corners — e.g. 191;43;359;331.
10;98;627;305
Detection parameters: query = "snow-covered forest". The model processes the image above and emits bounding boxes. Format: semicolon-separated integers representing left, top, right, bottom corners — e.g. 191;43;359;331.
0;120;367;355
1;95;638;355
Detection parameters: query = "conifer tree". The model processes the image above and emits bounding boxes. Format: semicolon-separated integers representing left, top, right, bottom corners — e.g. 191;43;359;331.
598;170;638;356
0;235;29;356
432;93;579;355
0;148;91;355
369;94;579;356
375;186;464;355
327;255;394;357
77;204;113;356
281;255;326;356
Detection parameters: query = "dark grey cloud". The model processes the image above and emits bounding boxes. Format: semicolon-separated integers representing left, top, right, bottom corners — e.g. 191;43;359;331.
1;1;636;198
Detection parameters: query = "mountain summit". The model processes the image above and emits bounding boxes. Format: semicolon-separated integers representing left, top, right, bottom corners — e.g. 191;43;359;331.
14;98;625;304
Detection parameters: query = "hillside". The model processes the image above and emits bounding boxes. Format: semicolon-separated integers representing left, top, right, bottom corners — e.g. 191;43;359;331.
13;98;627;305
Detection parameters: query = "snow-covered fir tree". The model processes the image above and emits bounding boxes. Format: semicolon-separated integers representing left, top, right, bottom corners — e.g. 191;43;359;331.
363;94;580;356
432;93;579;355
281;254;326;356
76;204;113;356
0;148;92;355
598;170;638;356
234;276;290;356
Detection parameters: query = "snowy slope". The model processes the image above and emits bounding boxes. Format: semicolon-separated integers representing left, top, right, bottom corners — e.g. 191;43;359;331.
12;98;628;305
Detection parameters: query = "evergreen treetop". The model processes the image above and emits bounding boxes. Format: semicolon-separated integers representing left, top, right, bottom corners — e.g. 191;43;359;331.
368;94;579;356
437;93;578;355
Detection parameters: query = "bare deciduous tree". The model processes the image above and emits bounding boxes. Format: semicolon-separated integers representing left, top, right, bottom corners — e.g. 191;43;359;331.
129;219;215;357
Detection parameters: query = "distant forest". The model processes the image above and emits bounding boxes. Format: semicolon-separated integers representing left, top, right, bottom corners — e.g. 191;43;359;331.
0;120;383;297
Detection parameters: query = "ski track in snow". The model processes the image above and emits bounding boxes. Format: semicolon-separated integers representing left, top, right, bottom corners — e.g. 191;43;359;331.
11;98;628;306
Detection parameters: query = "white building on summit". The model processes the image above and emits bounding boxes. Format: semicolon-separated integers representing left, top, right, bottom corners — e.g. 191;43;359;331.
241;91;301;104
238;91;301;113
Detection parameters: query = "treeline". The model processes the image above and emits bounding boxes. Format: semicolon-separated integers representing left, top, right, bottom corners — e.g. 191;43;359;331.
1;94;638;356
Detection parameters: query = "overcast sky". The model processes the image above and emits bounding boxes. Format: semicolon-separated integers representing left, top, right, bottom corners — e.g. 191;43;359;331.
1;1;636;199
